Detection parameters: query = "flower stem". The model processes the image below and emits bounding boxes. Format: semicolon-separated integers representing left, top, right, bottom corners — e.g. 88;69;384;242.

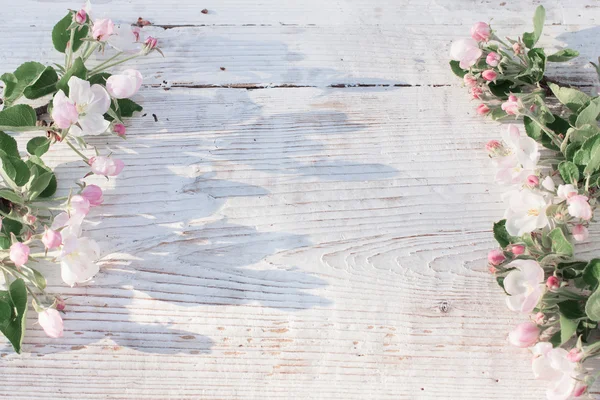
89;53;141;75
65;139;89;162
82;42;100;62
65;28;76;69
90;52;124;74
525;113;563;149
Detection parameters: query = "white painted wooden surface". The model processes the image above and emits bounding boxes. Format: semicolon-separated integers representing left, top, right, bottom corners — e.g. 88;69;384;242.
1;1;600;399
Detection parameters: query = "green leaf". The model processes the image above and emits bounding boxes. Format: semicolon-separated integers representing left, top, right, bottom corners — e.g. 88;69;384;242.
1;62;46;106
523;116;559;151
0;73;17;102
0;104;37;129
25;157;57;198
568;125;600;145
0;219;22;249
27;165;54;201
488;80;518;99
548;228;574;257
576;98;600;128
516;48;546;84
523;5;546;49
493;220;512;248
26;137;51;157
117;98;143;118
558;161;580;185
549;330;562;347
583;259;600;287
449;60;467;78
56;57;87;95
0;151;31;187
87;72;111;86
585;286;600;321
0;189;24;205
547;49;580;62
23;66;59;99
18;266;46;290
559;314;578;344
0;132;19;158
0;279;28;353
52;12;89;53
548;83;591;113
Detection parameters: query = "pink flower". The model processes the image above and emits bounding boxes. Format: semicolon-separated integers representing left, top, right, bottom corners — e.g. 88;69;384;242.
463;74;477;87
546;276;560;291
42;228;62;250
486;52;501;67
533;312;545;325
92;18;114;41
106;69;143;99
38;309;63;338
74;9;86;24
531;343;578;399
512;42;523;54
487;249;505;265
58;235;101;286
51;91;79;129
508;322;540;348
566;348;584;363
526;175;539;187
482;69;497;81
471;22;491;42
476;104;490;115
501;95;520;115
573;383;587;397
113;123;126;137
69;195;90;217
81;185;104;206
470;87;483;99
9;242;30;267
510;244;525;255
567;195;592;220
450;38;483;69
144;36;158;50
25;214;37;225
89;156;125;177
572;225;589;242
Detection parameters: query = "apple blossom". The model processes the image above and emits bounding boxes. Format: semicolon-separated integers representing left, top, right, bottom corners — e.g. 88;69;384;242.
51;212;85;238
74;9;86;24
572;383;587;398
526;175;539;187
509;244;525;255
9;242;30;267
513;42;523;54
56;297;66;312
486;52;501;67
508;322;539;348
470;87;483;99
556;184;577;201
42;228;62;250
450;38;483;69
542;176;556;191
531;342;578;400
81;185;104;206
504;189;549;236
493;125;539;186
470;22;491;42
106;69;143;99
533;312;545;325
485;140;503;155
107;24;141;53
69;195;90;217
501;95;520;115
38;309;64;338
113;123;126;137
58;235;101;286
476;104;490;115
566;349;584;363
89;156;125;176
92;18;114;41
567;195;592;220
503;259;545;313
572;225;589;242
143;36;158;54
487;249;505;265
481;69;497;81
546;276;560;291
463;74;477;87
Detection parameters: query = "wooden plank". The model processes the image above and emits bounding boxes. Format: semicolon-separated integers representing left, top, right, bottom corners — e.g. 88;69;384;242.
0;86;563;399
0;24;598;87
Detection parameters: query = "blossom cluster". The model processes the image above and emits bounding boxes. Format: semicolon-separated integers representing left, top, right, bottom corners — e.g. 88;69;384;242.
451;6;600;400
0;2;161;352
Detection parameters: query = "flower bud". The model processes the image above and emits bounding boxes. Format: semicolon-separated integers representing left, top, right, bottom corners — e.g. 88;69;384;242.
56;297;66;312
470;87;483;100
481;70;497;81
542;176;555;191
89;156;125;177
512;42;523;54
25;214;37;225
509;244;525;255
38;309;64;338
470;22;491;42
42;228;62;250
106;69;143;99
546;276;560;291
525;175;539;187
572;224;589;242
74;9;87;25
508;322;540;348
81;185;104;206
573;383;587;398
567;348;584;363
143;36;158;54
113;123;126;137
463;74;477;87
486;52;501;67
476;104;490;115
501;95;520;115
9;242;30;267
487;249;505;265
533;312;544;325
69;194;91;217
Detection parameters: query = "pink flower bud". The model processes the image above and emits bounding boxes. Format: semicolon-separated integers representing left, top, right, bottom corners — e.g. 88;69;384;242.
567;348;584;363
81;185;104;207
486;52;501;67
485;140;502;154
69;194;90;217
509;244;525;255
106;69;143;99
25;214;37;225
508;322;540;348
144;36;158;50
501;95;520;115
572;225;589;242
42;228;62;250
546;276;560;291
512;42;523;54
481;70;497;81
487;249;505;265
526;175;539;187
470;87;483;99
56;297;66;312
9;242;30;267
92;18;115;41
113;123;126;137
533;312;545;325
573;383;587;397
470;22;491;42
476;104;490;115
74;9;87;24
38;309;63;338
132;26;141;42
463;74;477;87
89;156;125;177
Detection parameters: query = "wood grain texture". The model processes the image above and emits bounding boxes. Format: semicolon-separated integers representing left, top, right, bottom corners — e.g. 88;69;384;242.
1;1;600;399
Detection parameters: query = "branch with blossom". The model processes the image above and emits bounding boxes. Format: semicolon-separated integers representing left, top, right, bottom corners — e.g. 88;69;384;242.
450;6;600;400
0;2;161;353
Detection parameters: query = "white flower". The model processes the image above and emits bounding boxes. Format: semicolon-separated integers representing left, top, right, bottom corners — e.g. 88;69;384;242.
52;76;111;136
493;125;540;185
107;24;140;53
556;184;577;202
504;259;545;313
542;176;556;191
504;189;550;236
51;212;85;238
449;38;482;69
531;342;578;400
567;195;593;220
58;235;101;286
